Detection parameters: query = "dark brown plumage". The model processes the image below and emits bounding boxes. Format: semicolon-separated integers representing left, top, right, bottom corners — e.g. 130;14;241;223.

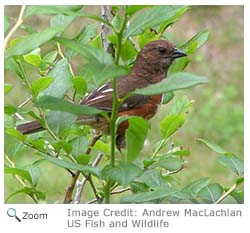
16;40;186;149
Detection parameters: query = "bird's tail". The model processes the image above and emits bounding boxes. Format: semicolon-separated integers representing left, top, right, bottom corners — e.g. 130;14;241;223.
16;115;109;135
16;121;43;134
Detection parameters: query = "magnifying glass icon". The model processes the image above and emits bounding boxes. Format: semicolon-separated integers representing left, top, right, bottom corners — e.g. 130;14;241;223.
7;208;21;222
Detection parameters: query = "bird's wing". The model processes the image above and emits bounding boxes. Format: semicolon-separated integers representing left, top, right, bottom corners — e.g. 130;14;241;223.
81;76;151;112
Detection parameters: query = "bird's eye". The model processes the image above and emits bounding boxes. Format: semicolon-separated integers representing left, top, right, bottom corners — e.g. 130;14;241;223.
158;47;167;54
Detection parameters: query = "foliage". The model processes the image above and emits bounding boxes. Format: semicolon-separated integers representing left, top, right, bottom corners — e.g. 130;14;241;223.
4;5;243;204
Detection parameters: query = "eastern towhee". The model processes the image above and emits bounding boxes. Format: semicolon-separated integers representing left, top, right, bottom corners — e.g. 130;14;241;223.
16;40;186;149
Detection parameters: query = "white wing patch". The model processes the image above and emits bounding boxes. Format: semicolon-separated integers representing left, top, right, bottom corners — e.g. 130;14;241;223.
86;95;105;103
101;88;113;93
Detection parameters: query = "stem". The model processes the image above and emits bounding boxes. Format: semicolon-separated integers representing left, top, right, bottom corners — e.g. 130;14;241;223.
104;6;127;204
4;5;26;50
152;138;169;159
215;183;237;204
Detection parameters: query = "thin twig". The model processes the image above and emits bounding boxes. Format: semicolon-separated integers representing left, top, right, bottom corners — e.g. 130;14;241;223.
64;133;102;203
4;5;26;50
5;154;38;203
14;113;24;121
86;187;131;204
14;97;32;120
111;187;131;195
72;153;104;204
215;183;237;204
163;163;188;176
5;155;26;186
18;97;32;108
85;174;102;203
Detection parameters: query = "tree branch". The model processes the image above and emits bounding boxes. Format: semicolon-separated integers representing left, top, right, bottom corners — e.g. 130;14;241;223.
101;6;113;53
4;5;26;50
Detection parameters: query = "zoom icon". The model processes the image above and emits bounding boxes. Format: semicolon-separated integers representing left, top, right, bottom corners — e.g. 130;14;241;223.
7;208;21;222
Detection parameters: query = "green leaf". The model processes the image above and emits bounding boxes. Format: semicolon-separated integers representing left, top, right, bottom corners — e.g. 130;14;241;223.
4;104;17;115
46;111;77;135
5;187;46;202
5;27;63;58
56;37;113;64
4;167;32;184
4;57;23;79
31;77;53;97
160;113;186;138
139;170;166;188
169;57;189;73
236;177;244;186
111;14;123;32
150;156;184;171
197;138;235;155
5;128;27;141
66;24;98;59
181;29;209;53
29;138;46;150
25;165;41;187
120;39;137;64
4;83;13;95
133;72;209;96
23;48;42;67
40;59;72;98
130;181;149;193
124;6;187;39
153;138;169;155
24;5;83;18
125;6;149;16
43;51;58;64
38;152;101;177
5;114;14;128
36;95;104;115
69;136;89;157
90;33;103;49
109;35;137;64
137;29;160;48
4;14;11;36
75;154;91;165
120;187;176;203
182;177;211;194
73;76;87;95
198;183;223;203
217;155;244;176
24;54;42;67
50;14;75;30
118;116;148;162
230;190;244;204
102;162;143;186
158;6;188;32
93;140;109;154
51;140;72;154
169;96;193;115
84;62;128;86
20;24;37;34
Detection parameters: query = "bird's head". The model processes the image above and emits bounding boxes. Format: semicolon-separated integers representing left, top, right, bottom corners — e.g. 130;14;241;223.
133;40;187;74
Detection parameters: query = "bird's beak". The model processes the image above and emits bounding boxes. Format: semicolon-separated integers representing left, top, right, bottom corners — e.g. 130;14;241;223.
172;48;187;59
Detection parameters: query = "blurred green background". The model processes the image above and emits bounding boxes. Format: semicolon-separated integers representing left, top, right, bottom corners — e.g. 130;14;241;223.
4;5;244;203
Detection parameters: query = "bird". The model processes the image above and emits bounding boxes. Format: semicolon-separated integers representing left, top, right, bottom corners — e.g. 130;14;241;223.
16;39;186;149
